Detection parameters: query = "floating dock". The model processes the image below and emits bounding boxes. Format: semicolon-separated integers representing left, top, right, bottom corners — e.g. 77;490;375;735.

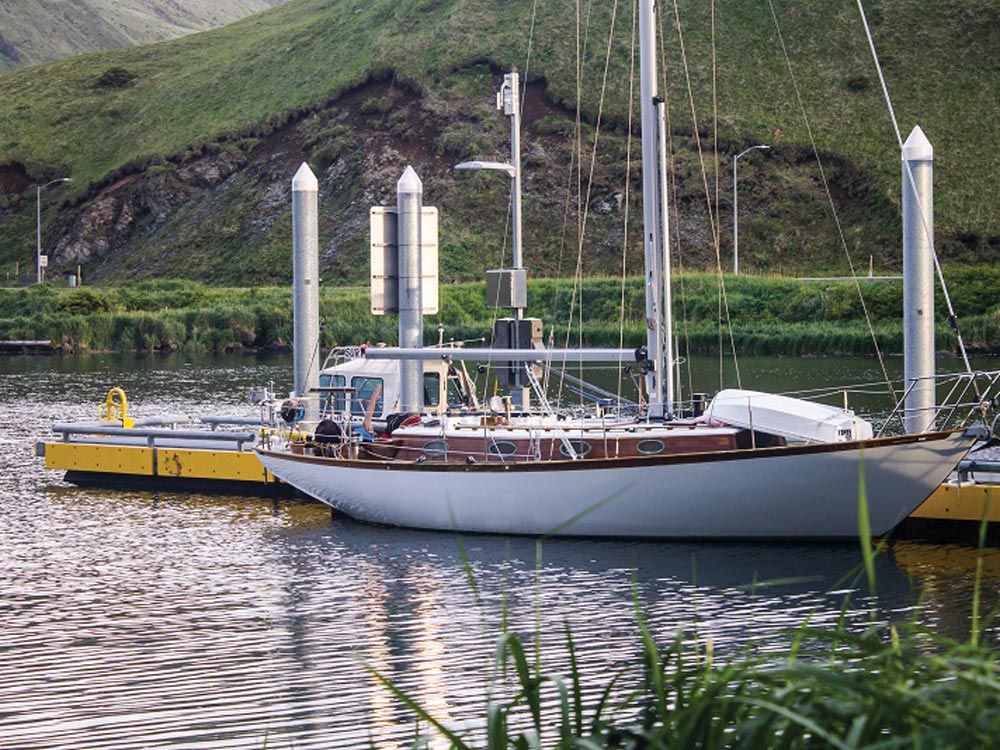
0;339;56;354
37;416;293;497
908;460;1000;525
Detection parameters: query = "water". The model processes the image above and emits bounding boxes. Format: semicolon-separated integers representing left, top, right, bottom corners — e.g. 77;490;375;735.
1;353;998;749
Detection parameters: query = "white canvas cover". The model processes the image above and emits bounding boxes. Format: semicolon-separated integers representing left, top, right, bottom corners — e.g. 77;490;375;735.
705;389;874;444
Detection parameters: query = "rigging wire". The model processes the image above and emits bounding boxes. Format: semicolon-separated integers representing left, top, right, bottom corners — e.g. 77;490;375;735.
557;0;622;408
711;0;720;290
669;0;742;389
656;4;695;405
855;0;977;386
476;0;542;410
616;0;638;416
711;0;724;394
764;0;897;406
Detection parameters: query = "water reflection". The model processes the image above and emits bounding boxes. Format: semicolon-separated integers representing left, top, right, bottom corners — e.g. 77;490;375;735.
0;353;997;748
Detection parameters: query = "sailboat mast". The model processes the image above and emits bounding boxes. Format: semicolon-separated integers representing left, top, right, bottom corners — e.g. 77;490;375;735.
638;0;672;417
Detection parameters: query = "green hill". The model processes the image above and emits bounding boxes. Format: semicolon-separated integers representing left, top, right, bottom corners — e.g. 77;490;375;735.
0;0;998;286
0;1;286;73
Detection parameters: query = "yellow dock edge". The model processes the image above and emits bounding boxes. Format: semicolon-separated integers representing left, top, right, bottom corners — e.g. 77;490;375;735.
911;482;1000;523
39;441;285;490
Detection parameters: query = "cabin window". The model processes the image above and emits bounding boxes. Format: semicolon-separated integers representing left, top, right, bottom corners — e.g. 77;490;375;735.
423;439;448;458
423;372;441;407
447;376;466;408
636;438;665;455
351;376;384;416
319;374;346;416
559;440;592;458
487;440;519;457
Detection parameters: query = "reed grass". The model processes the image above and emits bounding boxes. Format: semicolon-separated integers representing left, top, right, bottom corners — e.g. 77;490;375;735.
369;466;1000;749
4;272;1000;354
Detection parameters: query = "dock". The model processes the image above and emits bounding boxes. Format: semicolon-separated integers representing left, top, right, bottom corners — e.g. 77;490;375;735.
0;339;57;354
37;416;294;497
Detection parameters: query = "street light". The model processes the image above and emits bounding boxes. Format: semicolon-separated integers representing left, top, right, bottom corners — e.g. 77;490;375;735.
732;145;769;275
36;177;71;284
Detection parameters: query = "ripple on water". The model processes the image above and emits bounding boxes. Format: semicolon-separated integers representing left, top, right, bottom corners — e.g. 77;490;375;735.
0;353;997;748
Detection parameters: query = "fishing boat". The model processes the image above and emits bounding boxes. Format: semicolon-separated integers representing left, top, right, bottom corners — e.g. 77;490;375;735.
256;0;993;539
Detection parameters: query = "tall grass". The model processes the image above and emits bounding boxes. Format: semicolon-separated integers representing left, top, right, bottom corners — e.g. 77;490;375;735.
5;273;1000;355
369;467;1000;748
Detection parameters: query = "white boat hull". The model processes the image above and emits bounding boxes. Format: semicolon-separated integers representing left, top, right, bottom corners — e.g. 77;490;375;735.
257;430;976;539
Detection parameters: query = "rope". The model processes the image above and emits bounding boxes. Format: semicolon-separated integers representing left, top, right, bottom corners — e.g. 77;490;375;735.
856;0;977;386
765;0;897;406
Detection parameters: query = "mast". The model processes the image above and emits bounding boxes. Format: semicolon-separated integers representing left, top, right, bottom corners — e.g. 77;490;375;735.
639;0;672;417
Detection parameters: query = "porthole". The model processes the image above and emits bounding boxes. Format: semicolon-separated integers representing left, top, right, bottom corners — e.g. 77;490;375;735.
636;438;665;455
423;439;448;458
488;440;519;457
559;440;592;458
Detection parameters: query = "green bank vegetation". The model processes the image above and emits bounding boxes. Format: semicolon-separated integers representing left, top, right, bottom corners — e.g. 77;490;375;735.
4;270;1000;355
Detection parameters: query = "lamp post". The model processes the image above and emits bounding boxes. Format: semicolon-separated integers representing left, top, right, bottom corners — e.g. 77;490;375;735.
455;70;523;279
732;145;768;275
36;177;70;283
456;71;529;408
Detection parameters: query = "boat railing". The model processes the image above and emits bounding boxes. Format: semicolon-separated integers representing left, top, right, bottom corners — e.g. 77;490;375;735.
52;423;258;450
201;414;279;429
874;370;1000;437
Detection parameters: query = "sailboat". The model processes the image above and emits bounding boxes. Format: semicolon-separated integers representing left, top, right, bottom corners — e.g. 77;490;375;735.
256;0;989;539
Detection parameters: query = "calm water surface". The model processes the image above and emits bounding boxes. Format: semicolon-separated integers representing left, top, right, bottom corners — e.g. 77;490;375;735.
1;353;998;749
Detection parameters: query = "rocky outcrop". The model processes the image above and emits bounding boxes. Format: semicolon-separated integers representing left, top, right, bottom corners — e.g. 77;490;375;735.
0;32;21;64
56;194;122;265
53;148;246;265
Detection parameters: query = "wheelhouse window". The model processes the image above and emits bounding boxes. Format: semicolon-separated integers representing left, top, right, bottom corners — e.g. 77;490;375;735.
318;373;346;416
351;376;384;416
423;372;441;407
447;375;466;408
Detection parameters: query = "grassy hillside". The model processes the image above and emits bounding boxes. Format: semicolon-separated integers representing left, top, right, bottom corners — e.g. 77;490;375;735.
0;0;998;285
0;1;286;72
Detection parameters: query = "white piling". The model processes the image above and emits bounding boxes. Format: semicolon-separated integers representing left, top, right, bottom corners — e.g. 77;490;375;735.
902;126;935;433
397;166;424;413
292;162;320;424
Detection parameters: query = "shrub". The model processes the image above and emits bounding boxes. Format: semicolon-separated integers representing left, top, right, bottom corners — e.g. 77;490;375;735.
96;67;137;89
57;288;112;315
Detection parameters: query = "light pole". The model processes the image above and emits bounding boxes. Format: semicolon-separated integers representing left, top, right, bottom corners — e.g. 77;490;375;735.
455;70;523;278
36;177;70;283
732;145;768;275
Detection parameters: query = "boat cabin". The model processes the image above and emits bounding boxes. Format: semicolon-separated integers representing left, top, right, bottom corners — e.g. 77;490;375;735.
317;349;477;421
